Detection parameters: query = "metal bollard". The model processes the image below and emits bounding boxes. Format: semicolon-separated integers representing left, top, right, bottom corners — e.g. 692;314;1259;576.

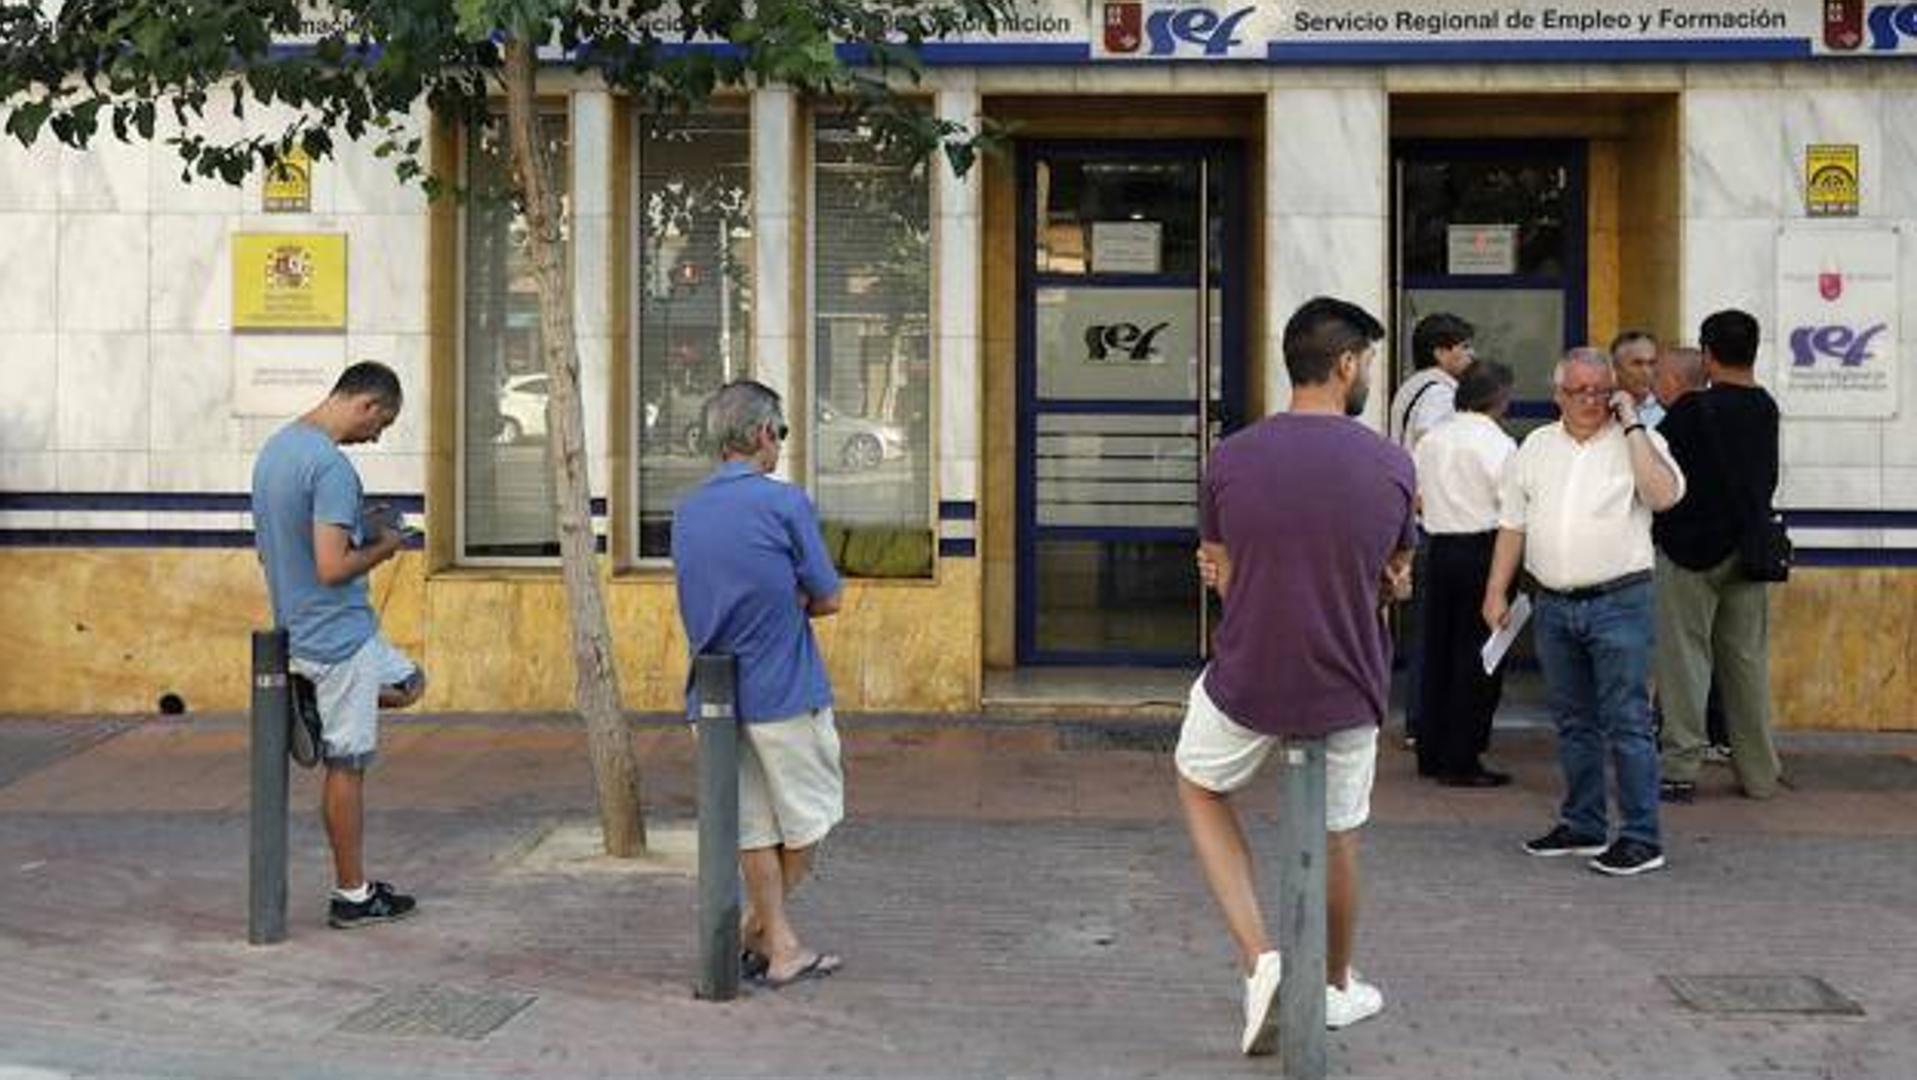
1275;736;1328;1079
693;653;741;1002
248;629;291;945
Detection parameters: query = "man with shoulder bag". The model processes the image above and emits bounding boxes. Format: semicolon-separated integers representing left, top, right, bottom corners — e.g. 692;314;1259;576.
1650;310;1787;803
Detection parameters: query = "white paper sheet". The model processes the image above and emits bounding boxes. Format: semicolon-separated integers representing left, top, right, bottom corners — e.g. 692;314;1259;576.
1480;593;1532;675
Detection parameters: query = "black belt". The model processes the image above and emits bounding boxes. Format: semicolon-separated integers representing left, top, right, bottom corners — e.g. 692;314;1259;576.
1532;570;1652;602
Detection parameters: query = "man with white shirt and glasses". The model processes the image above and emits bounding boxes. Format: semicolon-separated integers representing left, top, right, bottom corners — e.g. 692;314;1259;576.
1413;360;1518;786
1483;348;1686;876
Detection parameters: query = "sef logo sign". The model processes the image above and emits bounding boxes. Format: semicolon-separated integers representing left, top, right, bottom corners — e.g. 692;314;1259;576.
1789;323;1888;368
1103;3;1254;56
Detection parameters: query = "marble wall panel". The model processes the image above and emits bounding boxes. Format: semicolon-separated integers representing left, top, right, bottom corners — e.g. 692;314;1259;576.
1683;89;1786;219
1268;86;1387;219
149;215;231;332
0;138;60;212
148;450;250;493
149;333;239;452
0;215;58;332
1887;93;1917;220
346;214;429;335
1778;464;1880;509
0;451;56;490
1681;218;1777;338
1782;418;1881;469
57;334;149;452
0;333;57;451
58;216;150;333
57;139;151;214
1265;214;1388;429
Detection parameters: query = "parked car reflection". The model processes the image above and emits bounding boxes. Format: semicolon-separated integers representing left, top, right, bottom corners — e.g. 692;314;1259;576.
494;373;549;444
819;399;907;472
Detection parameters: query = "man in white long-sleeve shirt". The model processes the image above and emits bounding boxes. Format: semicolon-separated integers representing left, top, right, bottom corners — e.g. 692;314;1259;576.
1412;360;1517;786
1389;313;1475;451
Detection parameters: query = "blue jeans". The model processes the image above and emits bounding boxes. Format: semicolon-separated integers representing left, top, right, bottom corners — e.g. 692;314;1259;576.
1532;582;1661;847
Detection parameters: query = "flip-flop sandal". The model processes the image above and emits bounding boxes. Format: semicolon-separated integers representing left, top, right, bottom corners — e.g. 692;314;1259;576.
741;949;770;981
764;952;842;989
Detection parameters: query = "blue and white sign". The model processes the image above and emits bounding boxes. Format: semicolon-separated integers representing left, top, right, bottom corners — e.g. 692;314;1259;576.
1776;227;1901;419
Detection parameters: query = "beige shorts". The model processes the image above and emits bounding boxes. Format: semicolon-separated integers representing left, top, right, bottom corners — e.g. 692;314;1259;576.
739;707;844;851
1174;675;1379;833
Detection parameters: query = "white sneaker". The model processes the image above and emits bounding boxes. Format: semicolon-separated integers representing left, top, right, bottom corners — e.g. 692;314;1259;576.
1240;951;1283;1055
1325;970;1384;1030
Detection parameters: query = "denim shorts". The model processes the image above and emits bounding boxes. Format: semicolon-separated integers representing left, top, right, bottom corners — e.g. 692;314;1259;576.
289;634;421;769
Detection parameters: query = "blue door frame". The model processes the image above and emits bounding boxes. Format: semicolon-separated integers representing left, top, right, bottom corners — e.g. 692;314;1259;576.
1392;139;1588;421
1014;139;1247;667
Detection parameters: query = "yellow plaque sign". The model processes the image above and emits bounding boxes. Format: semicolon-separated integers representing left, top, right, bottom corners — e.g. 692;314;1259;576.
1805;144;1859;218
262;147;312;212
232;233;347;331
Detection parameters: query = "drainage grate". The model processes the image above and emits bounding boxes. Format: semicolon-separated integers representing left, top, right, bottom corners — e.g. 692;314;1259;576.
1056;722;1180;753
335;985;537;1040
1663;975;1863;1017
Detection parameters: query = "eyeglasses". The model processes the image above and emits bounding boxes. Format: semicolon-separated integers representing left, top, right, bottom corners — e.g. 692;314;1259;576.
770;422;789;441
1557;387;1612;402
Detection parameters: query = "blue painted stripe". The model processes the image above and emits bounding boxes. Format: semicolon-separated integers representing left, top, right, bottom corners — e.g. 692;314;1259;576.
938;501;976;522
0;492;427;513
938;538;977;558
1266;37;1810;64
0;492;616;515
1794;547;1917;568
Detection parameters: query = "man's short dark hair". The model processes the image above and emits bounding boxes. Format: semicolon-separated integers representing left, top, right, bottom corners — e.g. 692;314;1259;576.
1454;359;1514;414
1410;313;1474;371
331;361;403;410
1610;328;1657;355
1283;297;1386;387
1699;309;1760;369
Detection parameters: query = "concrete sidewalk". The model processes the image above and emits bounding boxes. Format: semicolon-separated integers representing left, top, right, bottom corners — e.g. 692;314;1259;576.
1;714;1914;1079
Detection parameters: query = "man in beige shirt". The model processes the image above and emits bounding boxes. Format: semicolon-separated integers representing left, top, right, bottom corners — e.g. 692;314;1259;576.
1483;348;1685;877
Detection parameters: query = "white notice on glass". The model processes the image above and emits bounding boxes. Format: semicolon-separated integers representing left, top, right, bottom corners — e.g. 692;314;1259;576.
1091;221;1162;275
1480;593;1532;675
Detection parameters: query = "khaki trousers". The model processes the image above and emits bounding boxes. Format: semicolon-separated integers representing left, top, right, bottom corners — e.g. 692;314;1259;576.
1653;551;1781;793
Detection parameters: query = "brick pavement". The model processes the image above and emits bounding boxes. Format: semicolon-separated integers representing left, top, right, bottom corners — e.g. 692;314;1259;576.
0;715;1914;1079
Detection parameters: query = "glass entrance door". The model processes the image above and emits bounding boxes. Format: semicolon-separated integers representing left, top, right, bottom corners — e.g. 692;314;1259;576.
1016;142;1243;666
1392;140;1587;424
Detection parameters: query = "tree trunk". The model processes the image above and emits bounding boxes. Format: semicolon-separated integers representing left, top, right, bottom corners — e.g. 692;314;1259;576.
504;39;647;856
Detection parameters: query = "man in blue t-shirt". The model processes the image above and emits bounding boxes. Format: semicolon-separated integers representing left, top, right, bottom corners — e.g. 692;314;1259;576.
1180;298;1415;1054
673;380;845;989
252;361;423;929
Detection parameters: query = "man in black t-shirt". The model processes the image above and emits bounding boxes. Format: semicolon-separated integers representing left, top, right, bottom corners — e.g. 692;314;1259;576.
1650;310;1784;802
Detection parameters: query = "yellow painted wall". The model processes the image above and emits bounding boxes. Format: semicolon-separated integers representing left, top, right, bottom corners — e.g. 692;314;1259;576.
0;550;979;715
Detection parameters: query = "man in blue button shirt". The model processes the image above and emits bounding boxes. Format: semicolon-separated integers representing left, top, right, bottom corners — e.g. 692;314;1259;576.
673;380;845;989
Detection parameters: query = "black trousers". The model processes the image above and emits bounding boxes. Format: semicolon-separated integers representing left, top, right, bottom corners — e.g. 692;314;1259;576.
1416;530;1506;777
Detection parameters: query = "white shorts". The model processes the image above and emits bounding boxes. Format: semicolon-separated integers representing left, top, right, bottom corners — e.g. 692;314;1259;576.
289;634;422;769
1174;675;1378;833
739;707;845;851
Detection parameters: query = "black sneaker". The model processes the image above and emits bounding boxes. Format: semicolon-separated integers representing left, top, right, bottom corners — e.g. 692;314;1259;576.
1659;779;1697;804
288;673;323;769
328;881;417;929
1523;824;1608;857
1589;838;1666;877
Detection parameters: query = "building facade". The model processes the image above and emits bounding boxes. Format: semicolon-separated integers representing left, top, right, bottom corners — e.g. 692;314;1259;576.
2;0;1915;728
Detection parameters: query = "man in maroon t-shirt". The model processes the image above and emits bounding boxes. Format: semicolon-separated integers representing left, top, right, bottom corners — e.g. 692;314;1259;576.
1176;297;1416;1055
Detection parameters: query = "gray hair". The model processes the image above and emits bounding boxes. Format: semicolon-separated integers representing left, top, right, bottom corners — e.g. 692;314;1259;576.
702;380;783;458
1553;346;1614;389
1662;346;1707;391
